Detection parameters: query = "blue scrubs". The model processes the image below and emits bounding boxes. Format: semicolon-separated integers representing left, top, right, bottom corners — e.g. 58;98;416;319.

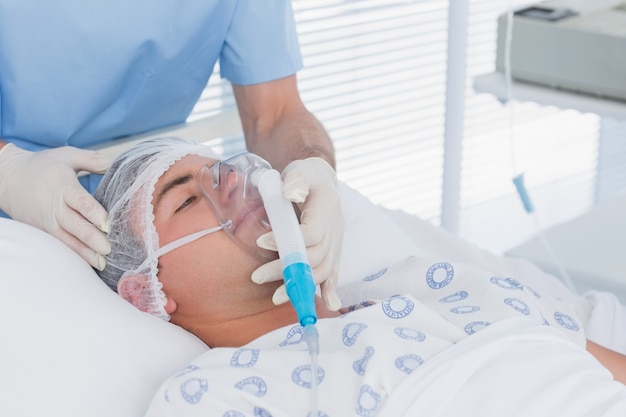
0;0;302;151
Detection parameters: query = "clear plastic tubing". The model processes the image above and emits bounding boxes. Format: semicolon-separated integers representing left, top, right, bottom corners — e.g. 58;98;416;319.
251;168;320;415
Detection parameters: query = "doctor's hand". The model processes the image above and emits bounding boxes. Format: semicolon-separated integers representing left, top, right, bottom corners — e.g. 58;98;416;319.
0;143;112;270
252;157;344;311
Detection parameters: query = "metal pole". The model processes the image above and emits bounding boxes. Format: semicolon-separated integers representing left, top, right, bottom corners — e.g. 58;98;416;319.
440;0;469;234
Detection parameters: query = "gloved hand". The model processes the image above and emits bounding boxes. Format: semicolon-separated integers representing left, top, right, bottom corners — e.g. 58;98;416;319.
0;143;112;270
252;157;344;311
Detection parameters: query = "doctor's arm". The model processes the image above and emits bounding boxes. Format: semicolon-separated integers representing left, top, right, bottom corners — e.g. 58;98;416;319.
233;75;343;311
0;138;111;270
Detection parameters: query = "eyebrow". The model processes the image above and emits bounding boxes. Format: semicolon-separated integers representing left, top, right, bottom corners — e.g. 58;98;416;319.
153;173;194;212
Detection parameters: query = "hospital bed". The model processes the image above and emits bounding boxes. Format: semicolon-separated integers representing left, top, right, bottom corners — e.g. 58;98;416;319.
3;111;626;417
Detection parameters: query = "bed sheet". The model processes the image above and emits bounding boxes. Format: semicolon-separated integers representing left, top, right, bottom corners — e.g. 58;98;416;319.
144;254;624;417
146;315;626;417
379;202;626;355
378;316;626;417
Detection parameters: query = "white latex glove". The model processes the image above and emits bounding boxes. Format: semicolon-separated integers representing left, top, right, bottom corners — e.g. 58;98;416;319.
252;157;344;311
0;143;112;270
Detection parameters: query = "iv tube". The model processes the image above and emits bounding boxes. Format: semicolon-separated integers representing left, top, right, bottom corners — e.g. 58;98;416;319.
504;4;577;295
512;174;578;294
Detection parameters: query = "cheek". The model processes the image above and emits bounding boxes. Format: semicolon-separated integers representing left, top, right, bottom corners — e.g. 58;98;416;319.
157;234;263;297
157;252;198;299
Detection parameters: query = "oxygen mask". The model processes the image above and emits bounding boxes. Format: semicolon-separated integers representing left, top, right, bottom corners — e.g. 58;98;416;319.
198;153;278;262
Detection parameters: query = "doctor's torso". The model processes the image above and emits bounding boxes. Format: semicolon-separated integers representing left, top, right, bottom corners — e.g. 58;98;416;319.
0;0;235;150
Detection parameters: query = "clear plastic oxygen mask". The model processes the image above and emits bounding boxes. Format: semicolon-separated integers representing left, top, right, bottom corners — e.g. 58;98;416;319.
198;153;276;262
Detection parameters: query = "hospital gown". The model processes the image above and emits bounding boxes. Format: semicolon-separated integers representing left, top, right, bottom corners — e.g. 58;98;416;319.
144;256;586;417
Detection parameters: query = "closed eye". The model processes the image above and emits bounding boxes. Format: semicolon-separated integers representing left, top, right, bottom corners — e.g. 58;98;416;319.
175;195;198;213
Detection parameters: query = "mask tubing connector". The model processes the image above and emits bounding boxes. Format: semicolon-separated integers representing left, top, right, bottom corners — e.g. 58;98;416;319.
252;167;321;417
252;168;318;327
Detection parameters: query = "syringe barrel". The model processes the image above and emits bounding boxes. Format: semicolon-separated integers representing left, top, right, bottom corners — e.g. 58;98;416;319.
253;168;318;326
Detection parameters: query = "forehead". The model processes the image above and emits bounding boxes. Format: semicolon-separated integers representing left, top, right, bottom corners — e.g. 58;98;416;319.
151;154;219;213
156;154;218;187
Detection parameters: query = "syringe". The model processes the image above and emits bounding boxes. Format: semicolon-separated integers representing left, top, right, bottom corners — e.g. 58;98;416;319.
251;167;320;415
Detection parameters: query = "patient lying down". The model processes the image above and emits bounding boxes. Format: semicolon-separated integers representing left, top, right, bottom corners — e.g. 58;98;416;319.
94;137;626;416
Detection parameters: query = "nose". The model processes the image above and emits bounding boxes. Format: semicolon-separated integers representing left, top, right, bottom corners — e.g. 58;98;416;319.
199;163;240;225
216;165;238;207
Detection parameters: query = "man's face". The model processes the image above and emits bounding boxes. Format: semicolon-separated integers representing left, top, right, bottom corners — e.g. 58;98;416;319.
151;154;280;326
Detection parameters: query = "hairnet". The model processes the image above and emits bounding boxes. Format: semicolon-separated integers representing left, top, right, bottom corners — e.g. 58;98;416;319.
94;136;221;320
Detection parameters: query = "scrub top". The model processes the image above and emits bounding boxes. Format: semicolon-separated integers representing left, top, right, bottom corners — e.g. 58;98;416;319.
0;0;303;151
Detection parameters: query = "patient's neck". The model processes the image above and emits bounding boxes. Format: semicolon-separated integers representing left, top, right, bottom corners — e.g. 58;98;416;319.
181;296;341;348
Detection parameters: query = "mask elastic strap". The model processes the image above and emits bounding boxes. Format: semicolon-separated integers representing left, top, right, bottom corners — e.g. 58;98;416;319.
153;220;231;259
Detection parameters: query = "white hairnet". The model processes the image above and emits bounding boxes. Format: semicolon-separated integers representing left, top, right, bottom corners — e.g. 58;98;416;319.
94;136;221;320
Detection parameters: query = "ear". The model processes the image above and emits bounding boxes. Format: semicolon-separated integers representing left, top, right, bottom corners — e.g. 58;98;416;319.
164;295;178;315
117;274;158;314
118;274;178;318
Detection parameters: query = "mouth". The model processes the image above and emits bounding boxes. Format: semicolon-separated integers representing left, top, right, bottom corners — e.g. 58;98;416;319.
231;201;270;235
231;202;277;262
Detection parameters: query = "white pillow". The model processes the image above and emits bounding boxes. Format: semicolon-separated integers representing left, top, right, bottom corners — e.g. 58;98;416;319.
337;182;426;283
0;218;208;417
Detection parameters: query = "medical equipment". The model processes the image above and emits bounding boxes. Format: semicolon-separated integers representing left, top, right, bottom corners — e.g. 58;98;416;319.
198;151;320;414
512;174;578;293
496;0;626;102
250;166;321;415
500;2;579;295
198;153;275;262
251;168;318;327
